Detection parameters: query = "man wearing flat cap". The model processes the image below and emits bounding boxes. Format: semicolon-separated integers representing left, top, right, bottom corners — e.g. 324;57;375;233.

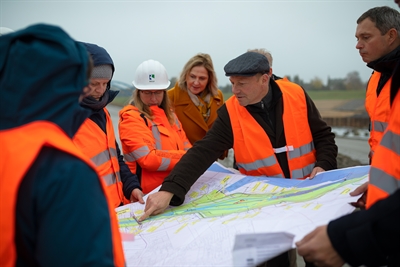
139;51;337;241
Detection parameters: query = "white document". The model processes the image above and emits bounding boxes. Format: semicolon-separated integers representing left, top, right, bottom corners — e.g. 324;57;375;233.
116;162;369;266
232;232;294;267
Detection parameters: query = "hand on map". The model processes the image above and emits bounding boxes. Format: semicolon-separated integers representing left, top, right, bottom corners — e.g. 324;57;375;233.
139;191;173;221
296;225;345;267
309;167;325;179
349;181;368;209
130;188;145;204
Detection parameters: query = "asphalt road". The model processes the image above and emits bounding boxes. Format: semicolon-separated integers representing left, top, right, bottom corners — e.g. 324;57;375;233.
107;104;370;165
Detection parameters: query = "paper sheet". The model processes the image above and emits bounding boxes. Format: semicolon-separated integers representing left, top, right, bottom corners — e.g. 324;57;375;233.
116;162;369;266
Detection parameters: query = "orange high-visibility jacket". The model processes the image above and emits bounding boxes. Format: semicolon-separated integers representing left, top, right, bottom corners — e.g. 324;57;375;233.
0;121;125;267
73;108;124;208
365;71;392;154
366;91;400;209
119;105;192;194
226;79;316;178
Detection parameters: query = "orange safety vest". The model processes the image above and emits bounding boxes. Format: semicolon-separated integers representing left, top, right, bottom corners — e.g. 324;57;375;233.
366;91;400;209
226;79;316;178
365;71;391;154
119;105;192;194
73;108;125;207
0;121;125;267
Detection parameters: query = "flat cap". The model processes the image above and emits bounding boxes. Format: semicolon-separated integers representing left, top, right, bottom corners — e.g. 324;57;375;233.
224;51;270;77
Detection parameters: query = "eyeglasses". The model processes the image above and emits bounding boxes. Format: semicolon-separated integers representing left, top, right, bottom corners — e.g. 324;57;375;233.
140;90;164;96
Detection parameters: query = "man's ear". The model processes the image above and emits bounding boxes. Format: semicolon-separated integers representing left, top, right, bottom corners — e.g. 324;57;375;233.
387;28;399;45
261;73;270;85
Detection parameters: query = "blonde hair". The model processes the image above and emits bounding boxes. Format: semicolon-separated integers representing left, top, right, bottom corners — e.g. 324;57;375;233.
129;90;175;125
178;53;219;96
247;48;273;67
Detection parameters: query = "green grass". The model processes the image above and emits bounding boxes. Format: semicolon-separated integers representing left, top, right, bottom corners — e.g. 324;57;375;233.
223;90;366;101
111;96;131;107
305;90;366;100
111;89;366;107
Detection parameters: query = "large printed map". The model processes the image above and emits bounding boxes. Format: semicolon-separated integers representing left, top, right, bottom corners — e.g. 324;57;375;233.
116;163;369;266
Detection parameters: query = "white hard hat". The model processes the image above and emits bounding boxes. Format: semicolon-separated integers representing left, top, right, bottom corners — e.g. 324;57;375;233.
132;59;170;90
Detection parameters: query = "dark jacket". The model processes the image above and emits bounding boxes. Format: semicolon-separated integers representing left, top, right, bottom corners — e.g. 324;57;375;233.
82;43;141;199
0;24;119;266
161;79;338;205
328;189;400;267
367;45;400;97
390;51;400;105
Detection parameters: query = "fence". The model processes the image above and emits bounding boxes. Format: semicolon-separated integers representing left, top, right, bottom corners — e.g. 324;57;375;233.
323;117;369;128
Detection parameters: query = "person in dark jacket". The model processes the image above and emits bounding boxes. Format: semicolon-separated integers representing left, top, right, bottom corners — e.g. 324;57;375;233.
357;6;400;163
73;42;144;208
0;24;125;266
140;52;337;267
296;87;400;266
140;51;337;217
296;190;400;267
335;6;400;210
295;5;400;266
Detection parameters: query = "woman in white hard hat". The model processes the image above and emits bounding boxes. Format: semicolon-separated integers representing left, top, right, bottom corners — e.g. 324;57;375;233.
167;53;227;159
119;60;192;194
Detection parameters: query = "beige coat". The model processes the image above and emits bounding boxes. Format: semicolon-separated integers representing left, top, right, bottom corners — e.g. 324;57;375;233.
167;83;224;146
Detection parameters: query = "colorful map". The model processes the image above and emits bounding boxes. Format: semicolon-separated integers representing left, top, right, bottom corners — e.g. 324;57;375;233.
116;163;369;266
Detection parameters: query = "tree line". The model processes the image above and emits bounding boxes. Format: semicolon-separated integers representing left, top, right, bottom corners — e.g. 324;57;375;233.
219;71;367;93
112;70;366;96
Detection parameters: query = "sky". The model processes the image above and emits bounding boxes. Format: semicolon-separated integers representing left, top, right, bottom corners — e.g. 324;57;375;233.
1;0;398;87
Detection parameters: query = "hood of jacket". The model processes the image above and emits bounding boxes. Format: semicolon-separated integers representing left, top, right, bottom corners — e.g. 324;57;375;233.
79;42;119;110
0;23;90;138
80;42;115;90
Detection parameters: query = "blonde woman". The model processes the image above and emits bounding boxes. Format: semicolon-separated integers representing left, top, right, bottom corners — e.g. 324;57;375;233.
167;53;225;158
119;60;191;194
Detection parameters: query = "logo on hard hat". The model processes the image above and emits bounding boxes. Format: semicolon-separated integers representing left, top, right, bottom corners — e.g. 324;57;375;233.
149;74;155;82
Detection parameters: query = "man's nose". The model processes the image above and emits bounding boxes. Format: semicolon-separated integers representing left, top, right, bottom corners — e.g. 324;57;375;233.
355;40;363;50
231;85;237;94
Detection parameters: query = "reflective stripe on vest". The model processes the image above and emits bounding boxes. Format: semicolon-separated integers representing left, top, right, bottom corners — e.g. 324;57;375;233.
0;121;125;267
370;167;400;195
236;155;285;178
373;120;388;133
366;90;400;209
150;119;163;149
227;79;316;179
172;114;191;150
102;172;122;187
288;141;315;159
119;104;192;194
291;163;315;179
369;129;400;196
124;145;148;162
91;147;118;166
365;71;391;153
380;130;400;155
124;119;171;171
91;147;121;185
73;108;123;207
